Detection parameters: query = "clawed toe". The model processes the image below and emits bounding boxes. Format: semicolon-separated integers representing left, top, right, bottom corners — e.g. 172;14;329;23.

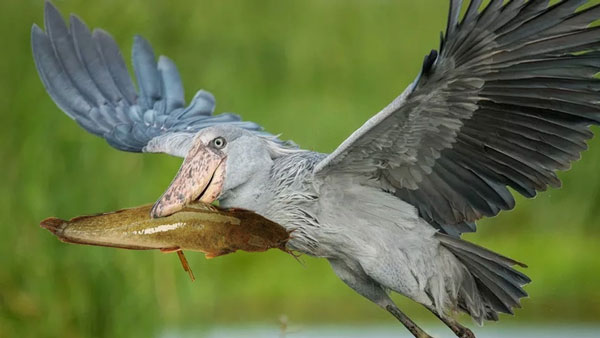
458;327;475;338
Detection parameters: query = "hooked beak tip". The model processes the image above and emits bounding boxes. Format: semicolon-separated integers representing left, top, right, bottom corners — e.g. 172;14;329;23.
149;200;173;219
149;205;163;219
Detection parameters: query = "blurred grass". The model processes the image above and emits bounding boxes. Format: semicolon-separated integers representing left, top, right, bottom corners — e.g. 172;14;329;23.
1;0;600;337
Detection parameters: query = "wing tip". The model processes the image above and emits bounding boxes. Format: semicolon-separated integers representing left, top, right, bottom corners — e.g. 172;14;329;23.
195;89;215;104
421;49;438;75
31;22;51;78
44;0;57;14
30;24;48;71
133;34;153;53
43;0;65;28
69;13;87;29
157;55;178;74
31;23;44;37
157;54;174;66
91;28;115;44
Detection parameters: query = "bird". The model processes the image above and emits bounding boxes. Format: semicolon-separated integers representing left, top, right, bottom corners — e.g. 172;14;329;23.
32;1;600;337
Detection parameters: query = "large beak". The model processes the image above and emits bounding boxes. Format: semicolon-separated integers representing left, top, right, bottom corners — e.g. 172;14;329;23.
151;141;226;218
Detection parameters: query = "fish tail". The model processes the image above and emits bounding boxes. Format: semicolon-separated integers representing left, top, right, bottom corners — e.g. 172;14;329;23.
40;217;66;234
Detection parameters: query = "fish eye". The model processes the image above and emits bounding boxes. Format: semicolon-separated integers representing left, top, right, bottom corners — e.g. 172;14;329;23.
211;136;227;149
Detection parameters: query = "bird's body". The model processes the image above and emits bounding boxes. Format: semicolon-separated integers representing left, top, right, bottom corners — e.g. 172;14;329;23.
231;150;325;253
219;144;516;326
33;1;600;336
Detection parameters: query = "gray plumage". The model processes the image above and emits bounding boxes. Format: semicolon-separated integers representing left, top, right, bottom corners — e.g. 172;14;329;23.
314;0;600;237
34;1;600;336
32;2;274;154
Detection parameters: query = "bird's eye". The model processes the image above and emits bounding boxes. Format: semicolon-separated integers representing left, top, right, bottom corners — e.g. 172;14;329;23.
211;136;227;149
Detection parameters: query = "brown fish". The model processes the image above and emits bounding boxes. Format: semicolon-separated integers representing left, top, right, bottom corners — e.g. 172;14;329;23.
40;202;289;280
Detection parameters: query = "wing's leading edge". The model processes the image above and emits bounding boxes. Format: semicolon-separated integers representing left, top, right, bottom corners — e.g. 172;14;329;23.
315;0;600;236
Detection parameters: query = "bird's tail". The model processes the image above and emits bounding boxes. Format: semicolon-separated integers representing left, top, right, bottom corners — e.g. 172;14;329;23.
435;233;531;324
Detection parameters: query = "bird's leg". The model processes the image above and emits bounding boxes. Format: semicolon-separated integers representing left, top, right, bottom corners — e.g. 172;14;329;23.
328;258;434;338
385;304;433;338
424;306;475;338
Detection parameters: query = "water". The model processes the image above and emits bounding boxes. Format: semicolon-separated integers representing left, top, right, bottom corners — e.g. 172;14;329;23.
163;325;600;338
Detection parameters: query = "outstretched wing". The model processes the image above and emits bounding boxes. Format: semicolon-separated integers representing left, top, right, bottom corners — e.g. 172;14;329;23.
315;0;600;236
32;1;272;157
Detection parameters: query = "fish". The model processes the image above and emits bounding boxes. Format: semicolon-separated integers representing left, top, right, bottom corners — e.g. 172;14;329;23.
40;202;290;280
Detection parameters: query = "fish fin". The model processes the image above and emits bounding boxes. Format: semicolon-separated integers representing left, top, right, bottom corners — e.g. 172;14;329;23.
160;247;181;253
176;250;195;281
205;249;234;259
40;217;65;234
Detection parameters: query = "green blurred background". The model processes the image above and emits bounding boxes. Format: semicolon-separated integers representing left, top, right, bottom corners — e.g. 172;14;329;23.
2;0;600;337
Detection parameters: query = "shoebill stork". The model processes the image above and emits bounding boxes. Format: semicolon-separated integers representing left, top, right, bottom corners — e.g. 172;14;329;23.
32;1;600;337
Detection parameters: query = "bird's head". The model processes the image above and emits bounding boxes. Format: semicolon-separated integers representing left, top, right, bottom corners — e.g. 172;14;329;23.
150;125;275;218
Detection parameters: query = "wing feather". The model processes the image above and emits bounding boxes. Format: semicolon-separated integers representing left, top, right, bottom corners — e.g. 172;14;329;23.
157;56;186;112
70;16;125;110
92;29;138;105
315;0;600;235
33;1;274;156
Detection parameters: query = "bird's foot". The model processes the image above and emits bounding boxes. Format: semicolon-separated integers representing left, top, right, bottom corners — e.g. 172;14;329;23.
450;324;475;338
423;305;475;338
417;332;433;338
385;305;433;338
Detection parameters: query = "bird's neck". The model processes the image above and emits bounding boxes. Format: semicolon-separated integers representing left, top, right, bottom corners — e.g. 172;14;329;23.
220;150;328;254
219;150;325;223
218;168;272;212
